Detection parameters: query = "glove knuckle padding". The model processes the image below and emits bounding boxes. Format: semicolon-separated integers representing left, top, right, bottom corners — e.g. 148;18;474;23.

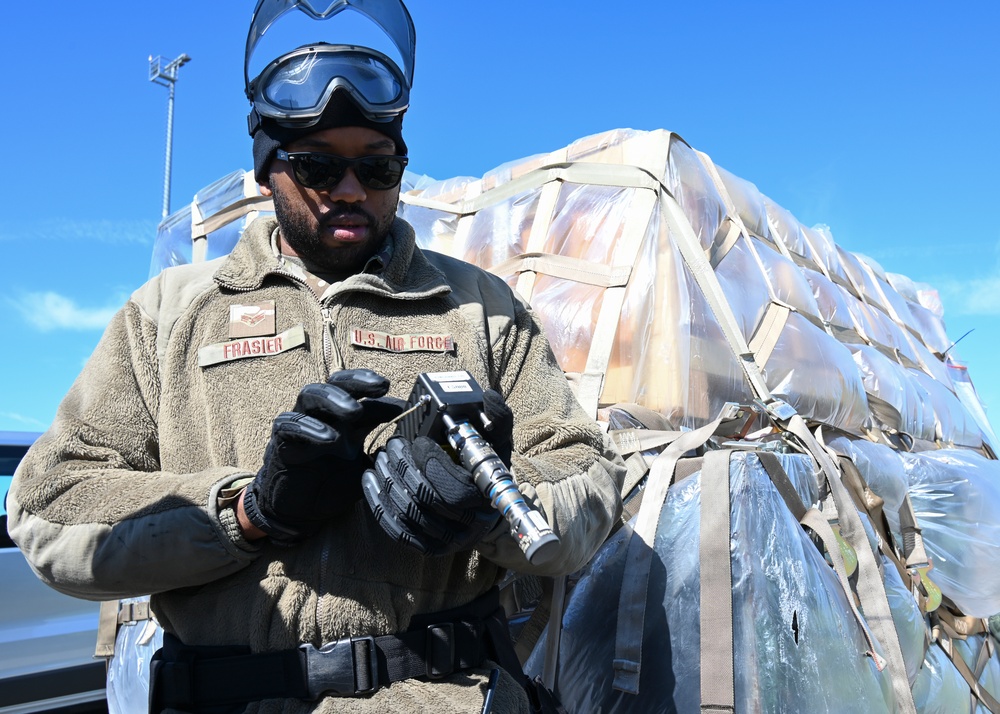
362;436;501;556
293;383;362;424
327;368;391;397
250;374;406;542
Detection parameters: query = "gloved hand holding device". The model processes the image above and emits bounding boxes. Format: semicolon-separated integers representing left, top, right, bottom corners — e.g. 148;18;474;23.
241;369;405;544
362;389;514;556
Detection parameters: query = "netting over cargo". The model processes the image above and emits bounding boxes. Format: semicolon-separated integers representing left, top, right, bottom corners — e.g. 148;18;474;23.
394;128;1000;713
397;128;995;454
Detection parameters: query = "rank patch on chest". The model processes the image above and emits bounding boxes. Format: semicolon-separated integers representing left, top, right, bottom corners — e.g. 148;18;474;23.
351;328;456;354
199;325;306;367
229;300;276;338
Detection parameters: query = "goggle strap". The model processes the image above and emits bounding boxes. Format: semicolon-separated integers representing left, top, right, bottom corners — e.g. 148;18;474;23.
248;107;262;137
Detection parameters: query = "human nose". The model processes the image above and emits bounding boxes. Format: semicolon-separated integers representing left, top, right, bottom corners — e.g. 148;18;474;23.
325;167;367;204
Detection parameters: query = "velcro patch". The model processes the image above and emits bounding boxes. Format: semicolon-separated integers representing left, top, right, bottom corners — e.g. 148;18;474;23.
199;325;306;367
229;300;276;338
351;328;455;354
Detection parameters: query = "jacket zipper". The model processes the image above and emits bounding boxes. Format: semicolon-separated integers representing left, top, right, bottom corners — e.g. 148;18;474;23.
320;306;346;372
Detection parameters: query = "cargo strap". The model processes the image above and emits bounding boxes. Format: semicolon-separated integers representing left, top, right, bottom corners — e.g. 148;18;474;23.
837;456;939;616
757;452;885;669
780;416;917;714
611;408;732;695
605;404;685;527
699;449;736;714
747;301;792;369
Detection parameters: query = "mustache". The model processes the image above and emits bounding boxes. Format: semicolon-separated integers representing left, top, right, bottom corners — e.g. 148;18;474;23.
321;205;373;227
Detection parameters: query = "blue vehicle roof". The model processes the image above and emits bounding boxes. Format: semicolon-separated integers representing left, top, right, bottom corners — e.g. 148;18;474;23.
0;431;41;447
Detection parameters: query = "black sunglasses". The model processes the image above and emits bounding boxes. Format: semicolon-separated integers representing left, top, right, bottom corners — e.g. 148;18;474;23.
276;149;408;191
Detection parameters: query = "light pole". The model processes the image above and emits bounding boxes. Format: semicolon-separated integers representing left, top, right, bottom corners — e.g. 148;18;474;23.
149;53;191;220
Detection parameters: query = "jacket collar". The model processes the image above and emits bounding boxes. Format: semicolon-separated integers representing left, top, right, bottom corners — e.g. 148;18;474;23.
213;215;451;300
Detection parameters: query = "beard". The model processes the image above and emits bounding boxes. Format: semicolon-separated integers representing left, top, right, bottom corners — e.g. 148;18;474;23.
270;185;395;277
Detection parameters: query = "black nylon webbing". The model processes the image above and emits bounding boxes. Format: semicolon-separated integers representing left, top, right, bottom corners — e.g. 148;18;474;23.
151;590;511;711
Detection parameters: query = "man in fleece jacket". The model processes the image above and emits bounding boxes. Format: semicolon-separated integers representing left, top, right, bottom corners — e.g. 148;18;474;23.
8;1;624;711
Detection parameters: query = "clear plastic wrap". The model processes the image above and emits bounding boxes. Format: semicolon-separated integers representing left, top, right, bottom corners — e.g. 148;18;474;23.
763;312;870;434
106;597;163;714
149;204;193;276
148;170;274;277
857;257;922;341
901;449;1000;616
714;236;773;340
906;300;952;356
802;224;850;284
746;237;823;320
763;195;818;266
801;268;862;337
827;437;909;544
397;128;996;447
887;271;921;303
838;247;888;312
714;165;770;241
948;363;999;452
909;370;983;448
911;339;955;390
849;344;934;441
525;452;895;713
882;555;928;685
912;644;976;713
664;140;726;254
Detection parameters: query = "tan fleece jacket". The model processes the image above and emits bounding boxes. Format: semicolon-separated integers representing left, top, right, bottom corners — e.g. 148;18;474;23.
8;216;624;713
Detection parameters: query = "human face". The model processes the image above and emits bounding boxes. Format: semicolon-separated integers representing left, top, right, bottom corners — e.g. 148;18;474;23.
260;125;401;277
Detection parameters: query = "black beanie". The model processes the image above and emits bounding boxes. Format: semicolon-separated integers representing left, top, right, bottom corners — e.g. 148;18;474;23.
252;91;407;184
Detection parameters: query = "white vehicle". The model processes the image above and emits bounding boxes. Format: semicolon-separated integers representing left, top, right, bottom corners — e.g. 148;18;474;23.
0;431;106;713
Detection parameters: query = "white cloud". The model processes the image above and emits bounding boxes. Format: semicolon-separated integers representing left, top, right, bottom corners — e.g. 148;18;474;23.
945;275;1000;316
934;244;1000;317
0;218;157;245
0;411;48;429
11;292;120;332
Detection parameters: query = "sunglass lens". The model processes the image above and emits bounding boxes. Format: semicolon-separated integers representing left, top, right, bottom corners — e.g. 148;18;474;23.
290;155;346;190
356;157;405;190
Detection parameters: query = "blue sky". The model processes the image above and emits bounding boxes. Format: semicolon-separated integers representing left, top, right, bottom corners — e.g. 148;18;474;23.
1;1;998;434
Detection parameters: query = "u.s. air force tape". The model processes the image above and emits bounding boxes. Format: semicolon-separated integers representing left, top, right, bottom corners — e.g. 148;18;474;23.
198;325;306;367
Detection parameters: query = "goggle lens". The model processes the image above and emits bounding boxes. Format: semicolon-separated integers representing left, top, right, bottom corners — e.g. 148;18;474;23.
262;52;404;113
277;150;408;190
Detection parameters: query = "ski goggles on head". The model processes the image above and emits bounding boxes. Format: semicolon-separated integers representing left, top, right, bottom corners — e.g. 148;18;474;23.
276;149;408;190
245;0;415;127
249;45;409;127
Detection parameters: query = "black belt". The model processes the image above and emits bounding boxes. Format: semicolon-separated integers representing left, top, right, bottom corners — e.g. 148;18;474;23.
150;589;515;712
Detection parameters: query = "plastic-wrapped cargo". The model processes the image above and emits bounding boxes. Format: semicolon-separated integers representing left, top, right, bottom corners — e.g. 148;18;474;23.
900;449;1000;618
398;127;988;453
396;129;999;711
834;437;1000;618
523;451;896;713
912;644;979;713
148;170;274;277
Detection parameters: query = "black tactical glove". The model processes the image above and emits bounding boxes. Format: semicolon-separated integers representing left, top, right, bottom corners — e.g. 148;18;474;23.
362;388;515;556
243;369;405;544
